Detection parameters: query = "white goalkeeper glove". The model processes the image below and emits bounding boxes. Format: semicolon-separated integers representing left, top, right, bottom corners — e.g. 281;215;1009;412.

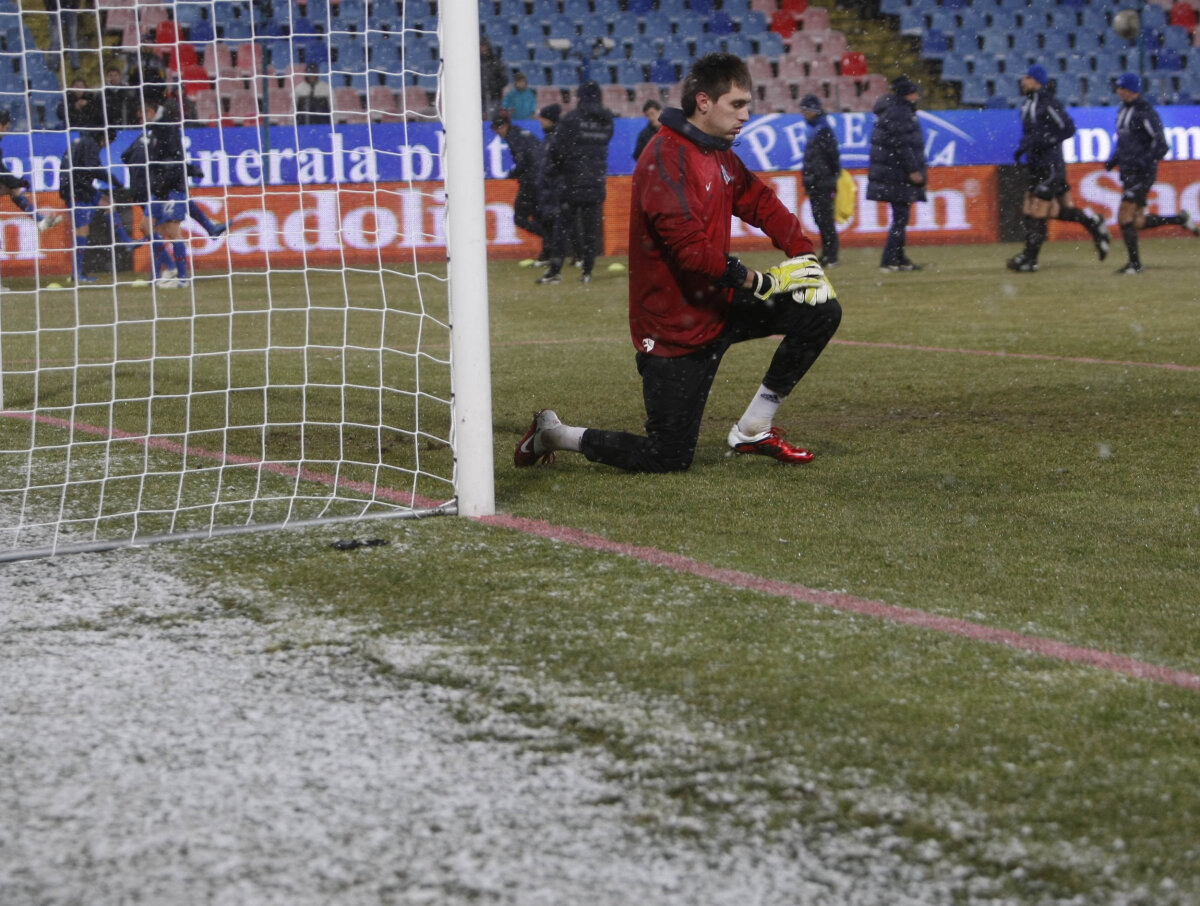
750;254;836;305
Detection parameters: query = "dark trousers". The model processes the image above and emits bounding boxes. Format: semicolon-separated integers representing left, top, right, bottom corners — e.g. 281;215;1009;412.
579;291;843;473
808;188;838;262
881;200;912;266
570;200;603;274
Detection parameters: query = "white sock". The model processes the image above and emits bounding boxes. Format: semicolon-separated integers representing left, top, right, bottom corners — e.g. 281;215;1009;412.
737;384;784;437
544;423;585;453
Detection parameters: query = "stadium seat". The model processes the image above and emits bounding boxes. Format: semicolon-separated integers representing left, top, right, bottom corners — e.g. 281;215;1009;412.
1171;2;1198;33
840;51;867;76
225;87;260;124
367;84;401;120
798;7;829;31
758;80;794;112
817;31;847;58
1163;24;1192;49
332;85;367;122
920;30;950;61
707;11;735;35
745;54;774;86
264;80;295;124
192;89;220;124
649;58;677;83
236;41;265;78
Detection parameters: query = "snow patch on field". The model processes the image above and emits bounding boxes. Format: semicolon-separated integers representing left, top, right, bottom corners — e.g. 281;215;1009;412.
0;548;1107;905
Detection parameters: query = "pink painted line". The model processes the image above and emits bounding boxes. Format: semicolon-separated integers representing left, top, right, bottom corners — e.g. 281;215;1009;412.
832;338;1200;373
479;512;1200;693
8;410;1199;691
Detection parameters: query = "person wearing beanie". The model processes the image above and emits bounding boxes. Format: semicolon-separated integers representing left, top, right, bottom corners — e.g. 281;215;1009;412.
1105;72;1199;274
866;76;926;271
540;81;614;284
1007;63;1111;273
799;93;840;267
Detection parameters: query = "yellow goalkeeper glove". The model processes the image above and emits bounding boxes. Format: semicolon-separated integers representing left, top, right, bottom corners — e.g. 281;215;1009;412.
750;254;836;305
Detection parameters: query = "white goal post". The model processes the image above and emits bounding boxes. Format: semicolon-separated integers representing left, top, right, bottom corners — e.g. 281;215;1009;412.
0;0;494;562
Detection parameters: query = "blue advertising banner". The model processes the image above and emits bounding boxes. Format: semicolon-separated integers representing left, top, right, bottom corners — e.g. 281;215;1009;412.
2;106;1197;190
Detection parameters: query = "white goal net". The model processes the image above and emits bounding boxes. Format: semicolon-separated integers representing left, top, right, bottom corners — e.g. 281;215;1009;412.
0;0;493;561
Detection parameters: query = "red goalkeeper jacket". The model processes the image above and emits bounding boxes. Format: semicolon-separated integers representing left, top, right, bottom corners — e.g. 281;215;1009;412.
628;108;814;358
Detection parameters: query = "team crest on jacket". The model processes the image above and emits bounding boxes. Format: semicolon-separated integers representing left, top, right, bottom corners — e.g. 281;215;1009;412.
641;338;655;352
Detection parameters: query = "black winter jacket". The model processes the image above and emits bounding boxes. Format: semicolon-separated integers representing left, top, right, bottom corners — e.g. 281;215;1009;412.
802;113;840;194
866;93;926;204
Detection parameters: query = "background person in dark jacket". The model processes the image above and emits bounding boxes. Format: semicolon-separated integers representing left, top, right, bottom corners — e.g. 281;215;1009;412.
1007;63;1110;273
799;93;839;267
492;110;546;249
866;76;925;272
534;103;566;279
545;81;614;284
1106;72;1199;274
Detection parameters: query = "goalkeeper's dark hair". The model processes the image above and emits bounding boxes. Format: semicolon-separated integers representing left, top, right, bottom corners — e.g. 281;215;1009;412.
680;53;752;117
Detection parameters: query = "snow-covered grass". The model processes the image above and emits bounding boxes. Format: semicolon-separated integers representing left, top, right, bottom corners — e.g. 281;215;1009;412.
4;241;1200;904
0;543;1033;906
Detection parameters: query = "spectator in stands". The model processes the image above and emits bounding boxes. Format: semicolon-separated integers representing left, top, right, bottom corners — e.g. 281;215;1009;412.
1007;64;1110;273
295;63;333;125
866;75;925;272
501;72;537;120
59;126;139;284
543;81;614;284
480;37;507;119
492;110;547;251
513;52;838;473
632;99;661;162
799;93;839;268
0;111;62;234
58;78;103;130
104;67;139;128
1106;72;1199;274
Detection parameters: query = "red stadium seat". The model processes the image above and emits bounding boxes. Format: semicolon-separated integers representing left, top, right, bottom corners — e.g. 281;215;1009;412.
840;51;868;77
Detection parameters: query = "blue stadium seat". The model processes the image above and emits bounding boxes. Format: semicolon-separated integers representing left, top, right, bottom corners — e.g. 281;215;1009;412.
1162;25;1191;51
1154;48;1184;71
754;32;784;58
662;34;691;61
614;60;646;84
921;30;950;61
926;9;956;34
649;58;677;83
940;55;968;81
550;59;580;84
968;54;1001;78
959;75;992;106
1040;31;1070;55
898;8;925;37
1141;4;1168;30
975;31;1010;56
985;94;1011;109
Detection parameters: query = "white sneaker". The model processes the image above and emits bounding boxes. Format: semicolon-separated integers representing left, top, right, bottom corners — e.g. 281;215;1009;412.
37;213;63;233
513;409;562;467
1181;209;1200;237
156;277;188;288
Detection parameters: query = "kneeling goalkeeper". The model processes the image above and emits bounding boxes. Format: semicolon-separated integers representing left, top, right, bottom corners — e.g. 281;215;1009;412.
515;52;841;473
